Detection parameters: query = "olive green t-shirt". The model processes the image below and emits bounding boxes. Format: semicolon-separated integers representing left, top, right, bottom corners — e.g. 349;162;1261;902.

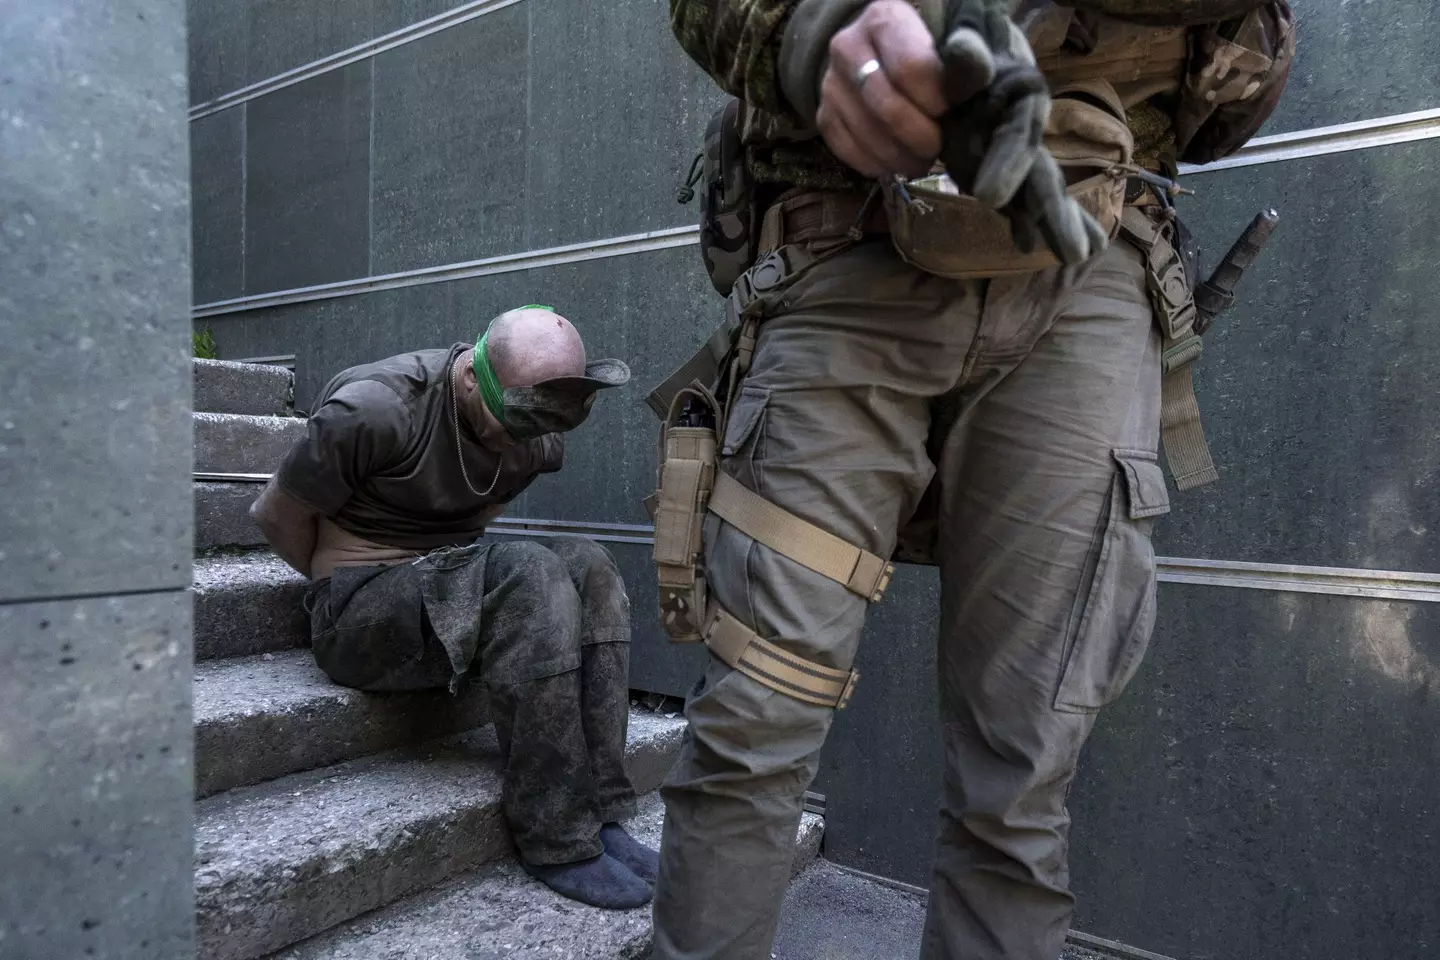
275;344;563;549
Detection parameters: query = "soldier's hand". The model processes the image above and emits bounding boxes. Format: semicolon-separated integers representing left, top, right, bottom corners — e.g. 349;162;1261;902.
816;0;947;179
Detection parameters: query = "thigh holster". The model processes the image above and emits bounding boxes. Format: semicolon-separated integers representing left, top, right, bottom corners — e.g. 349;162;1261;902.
645;241;891;711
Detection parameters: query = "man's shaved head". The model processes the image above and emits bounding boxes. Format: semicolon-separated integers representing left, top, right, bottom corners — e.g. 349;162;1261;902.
485;307;586;387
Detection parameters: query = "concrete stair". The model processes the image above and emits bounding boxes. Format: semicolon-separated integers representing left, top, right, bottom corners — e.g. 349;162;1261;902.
272;792;825;960
196;481;267;550
193;551;308;660
195;411;307;475
187;357;826;960
194;650;489;798
194;357;295;417
195;713;687;960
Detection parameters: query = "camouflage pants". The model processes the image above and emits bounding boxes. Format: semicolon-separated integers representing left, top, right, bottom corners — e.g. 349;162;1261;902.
652;234;1169;959
306;536;638;865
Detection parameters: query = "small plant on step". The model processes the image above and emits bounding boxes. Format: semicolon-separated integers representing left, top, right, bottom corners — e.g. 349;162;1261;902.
193;326;218;360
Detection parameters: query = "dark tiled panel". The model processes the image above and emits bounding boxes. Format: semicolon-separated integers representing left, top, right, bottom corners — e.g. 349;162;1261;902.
246;0;376;88
188;0;249;105
0;592;194;959
191;108;246;304
1;0;193;601
372;0;476;36
1069;584;1440;959
1260;0;1440;136
525;0;727;249
369;5;528;273
1157;139;1440;573
244;61;372;293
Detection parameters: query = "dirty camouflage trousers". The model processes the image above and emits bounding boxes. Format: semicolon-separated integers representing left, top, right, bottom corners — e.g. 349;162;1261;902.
305;536;638;865
652;233;1170;960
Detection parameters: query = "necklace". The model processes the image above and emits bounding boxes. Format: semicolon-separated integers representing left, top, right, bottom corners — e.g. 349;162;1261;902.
451;356;504;497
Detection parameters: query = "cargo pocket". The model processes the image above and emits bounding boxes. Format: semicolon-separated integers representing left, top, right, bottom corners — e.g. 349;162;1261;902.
1053;450;1171;714
721;383;771;461
703;383;772;626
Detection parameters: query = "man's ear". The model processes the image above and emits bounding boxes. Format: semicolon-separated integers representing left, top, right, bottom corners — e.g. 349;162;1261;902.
462;356;478;391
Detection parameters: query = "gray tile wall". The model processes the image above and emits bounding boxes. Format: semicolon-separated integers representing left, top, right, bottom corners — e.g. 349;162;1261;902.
2;0;196;956
188;0;723;303
243;60;372;293
1262;0;1440;135
1157;138;1440;572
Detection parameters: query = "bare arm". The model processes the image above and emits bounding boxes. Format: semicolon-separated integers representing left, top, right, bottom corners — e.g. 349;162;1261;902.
250;480;320;578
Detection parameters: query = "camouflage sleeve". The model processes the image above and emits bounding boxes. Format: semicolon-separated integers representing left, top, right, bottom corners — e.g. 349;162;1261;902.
670;0;801;116
1057;0;1269;25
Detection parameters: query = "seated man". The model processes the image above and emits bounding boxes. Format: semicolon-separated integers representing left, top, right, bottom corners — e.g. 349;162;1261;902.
249;305;657;910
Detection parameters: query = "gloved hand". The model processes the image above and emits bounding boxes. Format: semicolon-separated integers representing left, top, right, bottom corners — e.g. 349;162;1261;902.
934;2;1108;264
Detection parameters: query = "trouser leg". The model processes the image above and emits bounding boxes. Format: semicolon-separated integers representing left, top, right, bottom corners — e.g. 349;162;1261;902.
308;563;455;692
540;536;638;823
921;239;1166;960
652;241;980;960
478;541;605;865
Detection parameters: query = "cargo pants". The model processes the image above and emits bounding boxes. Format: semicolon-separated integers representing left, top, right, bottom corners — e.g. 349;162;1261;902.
306;536;638;865
651;231;1169;959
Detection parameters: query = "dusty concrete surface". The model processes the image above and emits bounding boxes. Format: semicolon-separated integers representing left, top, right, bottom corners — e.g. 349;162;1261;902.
194;649;490;798
272;793;824;959
195;713;686;960
193;551;309;660
194;411;306;474
194;357;295;416
195;481;267;550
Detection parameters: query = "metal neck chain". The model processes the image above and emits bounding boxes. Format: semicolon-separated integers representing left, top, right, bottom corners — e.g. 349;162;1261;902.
451;356;504;498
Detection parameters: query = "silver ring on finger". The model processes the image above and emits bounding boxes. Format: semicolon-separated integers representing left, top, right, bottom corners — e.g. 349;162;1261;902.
853;58;882;89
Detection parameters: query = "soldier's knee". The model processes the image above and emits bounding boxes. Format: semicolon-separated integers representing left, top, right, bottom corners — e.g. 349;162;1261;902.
678;663;833;793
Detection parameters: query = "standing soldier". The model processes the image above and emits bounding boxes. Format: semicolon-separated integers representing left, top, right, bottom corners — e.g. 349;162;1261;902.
647;0;1294;957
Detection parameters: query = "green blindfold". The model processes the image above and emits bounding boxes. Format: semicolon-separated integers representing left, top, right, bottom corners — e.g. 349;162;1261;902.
472;307;630;441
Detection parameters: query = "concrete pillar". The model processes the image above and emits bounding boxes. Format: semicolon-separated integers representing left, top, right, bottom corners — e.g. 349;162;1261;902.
0;1;194;956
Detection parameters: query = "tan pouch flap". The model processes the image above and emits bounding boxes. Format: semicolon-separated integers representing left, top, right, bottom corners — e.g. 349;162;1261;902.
883;80;1134;280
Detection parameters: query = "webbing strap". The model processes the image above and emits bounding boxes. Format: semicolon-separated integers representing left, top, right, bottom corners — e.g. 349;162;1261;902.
1122;207;1220;492
1161;363;1218;491
709;472;894;602
702;603;858;709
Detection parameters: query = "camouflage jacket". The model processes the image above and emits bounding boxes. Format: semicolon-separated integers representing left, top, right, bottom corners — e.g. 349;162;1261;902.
669;0;868;191
669;0;1283;189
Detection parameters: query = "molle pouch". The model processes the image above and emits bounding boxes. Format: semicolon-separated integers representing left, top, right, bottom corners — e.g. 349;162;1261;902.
1175;0;1295;164
648;382;721;643
698;99;759;296
883;80;1134;279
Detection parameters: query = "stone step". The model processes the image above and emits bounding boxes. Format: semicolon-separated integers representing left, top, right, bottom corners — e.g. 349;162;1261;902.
194;411;306;475
272;792;824;960
195;481;267;550
195;711;685;960
194;649;489;799
194;552;308;661
194;357;295;416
